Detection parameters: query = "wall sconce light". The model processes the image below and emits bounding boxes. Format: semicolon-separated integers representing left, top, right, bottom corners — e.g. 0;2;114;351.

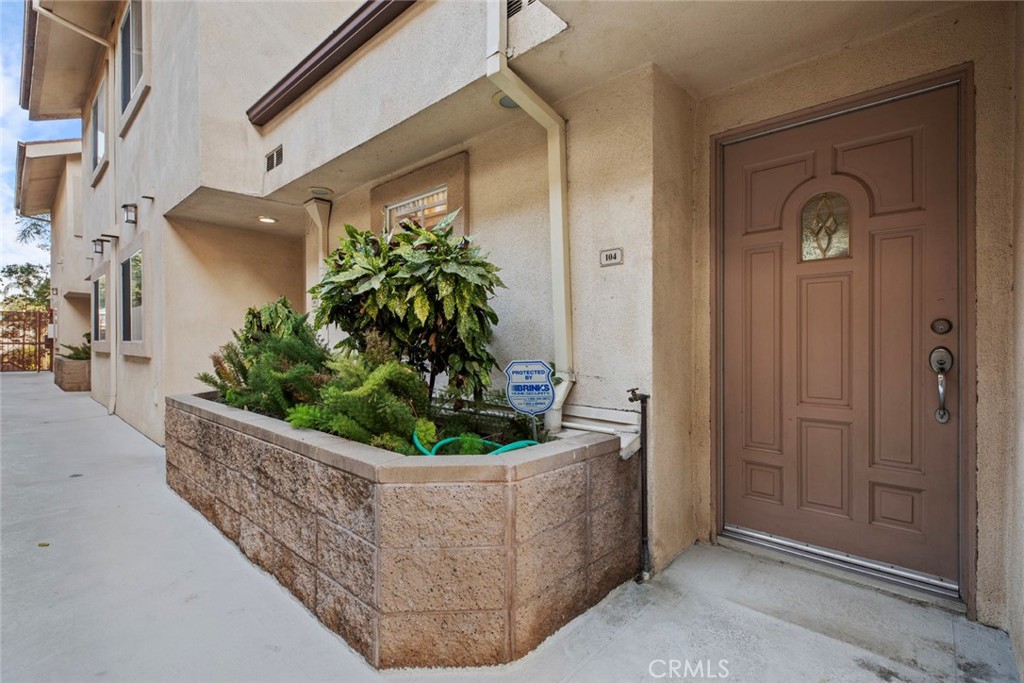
51;287;59;296
121;203;138;225
92;238;109;255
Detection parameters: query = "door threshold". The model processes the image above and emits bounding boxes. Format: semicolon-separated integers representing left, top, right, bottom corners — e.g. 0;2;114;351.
719;525;965;611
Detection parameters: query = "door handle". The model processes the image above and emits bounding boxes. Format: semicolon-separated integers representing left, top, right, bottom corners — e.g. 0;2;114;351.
929;346;953;424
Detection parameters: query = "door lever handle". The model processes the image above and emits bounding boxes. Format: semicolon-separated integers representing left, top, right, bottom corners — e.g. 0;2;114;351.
929;346;953;424
935;373;949;424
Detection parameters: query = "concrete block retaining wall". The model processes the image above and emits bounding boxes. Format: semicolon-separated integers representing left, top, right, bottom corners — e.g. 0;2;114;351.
165;394;639;669
53;357;90;392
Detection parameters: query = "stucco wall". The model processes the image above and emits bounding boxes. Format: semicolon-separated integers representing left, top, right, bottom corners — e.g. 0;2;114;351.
196;1;354;197
49;156;91;349
259;1;488;196
649;68;699;566
688;2;1018;626
163;219;306;406
1008;1;1024;672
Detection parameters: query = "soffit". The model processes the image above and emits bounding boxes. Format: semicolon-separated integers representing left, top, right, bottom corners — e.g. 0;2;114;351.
165;187;310;238
511;1;960;102
24;0;119;120
16;139;82;217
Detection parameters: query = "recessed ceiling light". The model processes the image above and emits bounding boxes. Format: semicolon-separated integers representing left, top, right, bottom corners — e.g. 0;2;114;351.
308;187;332;197
491;91;519;109
257;215;277;224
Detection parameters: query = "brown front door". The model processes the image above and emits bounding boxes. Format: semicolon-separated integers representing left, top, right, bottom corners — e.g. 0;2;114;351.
722;85;960;583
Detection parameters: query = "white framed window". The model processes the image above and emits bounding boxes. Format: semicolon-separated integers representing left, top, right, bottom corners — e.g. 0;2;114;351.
119;0;144;113
120;249;143;343
370;153;467;235
385;186;448;230
90;80;107;172
93;275;107;342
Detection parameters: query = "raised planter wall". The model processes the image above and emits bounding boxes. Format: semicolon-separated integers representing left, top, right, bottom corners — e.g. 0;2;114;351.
165;394;639;669
54;356;90;392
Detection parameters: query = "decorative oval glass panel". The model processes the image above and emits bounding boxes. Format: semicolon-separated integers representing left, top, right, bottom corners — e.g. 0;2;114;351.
801;192;850;261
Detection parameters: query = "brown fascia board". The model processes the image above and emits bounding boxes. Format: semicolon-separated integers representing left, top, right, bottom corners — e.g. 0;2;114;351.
19;0;36;111
14;142;27;214
246;0;415;127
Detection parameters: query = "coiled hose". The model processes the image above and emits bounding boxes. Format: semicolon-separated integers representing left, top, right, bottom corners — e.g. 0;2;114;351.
412;428;537;456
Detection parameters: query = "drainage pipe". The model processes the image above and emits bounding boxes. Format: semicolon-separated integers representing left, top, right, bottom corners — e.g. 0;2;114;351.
628;387;651;581
486;0;575;432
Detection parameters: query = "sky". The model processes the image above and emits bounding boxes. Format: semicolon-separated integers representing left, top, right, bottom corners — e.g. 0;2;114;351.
0;0;82;269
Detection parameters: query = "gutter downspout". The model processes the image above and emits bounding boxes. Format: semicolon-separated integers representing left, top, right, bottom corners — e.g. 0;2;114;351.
485;0;575;432
31;0;113;48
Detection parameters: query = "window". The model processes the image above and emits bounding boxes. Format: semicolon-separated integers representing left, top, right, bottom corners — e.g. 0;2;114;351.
90;81;106;171
93;275;107;342
385;186;448;230
370;153;467;234
119;0;143;112
121;250;143;342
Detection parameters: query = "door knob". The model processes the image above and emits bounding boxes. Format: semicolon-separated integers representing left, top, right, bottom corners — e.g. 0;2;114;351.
929;347;953;424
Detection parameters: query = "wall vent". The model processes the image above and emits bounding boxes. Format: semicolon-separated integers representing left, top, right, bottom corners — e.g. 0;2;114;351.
507;0;534;19
265;145;283;172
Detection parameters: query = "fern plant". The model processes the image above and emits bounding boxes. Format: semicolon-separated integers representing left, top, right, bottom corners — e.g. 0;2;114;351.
197;297;330;418
286;359;437;455
312;209;504;399
58;332;91;360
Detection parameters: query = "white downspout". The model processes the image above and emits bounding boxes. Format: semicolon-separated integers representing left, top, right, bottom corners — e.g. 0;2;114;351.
486;0;575;432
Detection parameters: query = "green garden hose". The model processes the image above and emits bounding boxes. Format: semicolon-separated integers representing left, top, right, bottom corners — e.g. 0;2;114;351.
412;428;537;456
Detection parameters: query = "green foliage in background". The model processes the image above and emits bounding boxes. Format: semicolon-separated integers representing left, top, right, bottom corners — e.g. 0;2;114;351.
311;209;504;399
59;332;91;360
197;297;330;418
1;263;51;311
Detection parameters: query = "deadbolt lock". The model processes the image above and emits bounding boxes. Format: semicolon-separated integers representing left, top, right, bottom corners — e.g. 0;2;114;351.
931;318;953;335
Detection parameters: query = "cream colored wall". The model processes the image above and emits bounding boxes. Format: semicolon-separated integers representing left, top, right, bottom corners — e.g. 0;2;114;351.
49;156;92;349
163;220;306;401
650;68;699;566
687;2;1018;627
195;1;354;197
259;0;487;196
1007;2;1024;673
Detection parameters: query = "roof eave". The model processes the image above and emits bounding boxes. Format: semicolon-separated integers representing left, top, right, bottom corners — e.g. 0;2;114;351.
19;0;36;111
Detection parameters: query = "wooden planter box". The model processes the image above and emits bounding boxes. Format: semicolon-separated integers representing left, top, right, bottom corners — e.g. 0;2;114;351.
54;356;90;392
165;394;639;669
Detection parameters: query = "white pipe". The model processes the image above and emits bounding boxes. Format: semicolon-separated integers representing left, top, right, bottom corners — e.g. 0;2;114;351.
486;0;575;431
31;0;113;48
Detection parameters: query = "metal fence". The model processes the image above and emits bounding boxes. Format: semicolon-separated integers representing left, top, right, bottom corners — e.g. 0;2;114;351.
0;310;52;372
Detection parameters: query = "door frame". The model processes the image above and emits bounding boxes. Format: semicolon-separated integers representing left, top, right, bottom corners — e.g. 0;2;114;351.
709;64;977;616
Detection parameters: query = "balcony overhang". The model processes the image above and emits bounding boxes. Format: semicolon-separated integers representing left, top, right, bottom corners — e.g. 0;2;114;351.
21;0;119;120
164;187;310;239
15;138;82;217
246;0;416;127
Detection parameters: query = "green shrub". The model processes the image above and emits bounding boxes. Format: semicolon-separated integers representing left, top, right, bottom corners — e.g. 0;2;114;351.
285;359;436;455
311;210;504;399
59;332;91;360
197;297;330;418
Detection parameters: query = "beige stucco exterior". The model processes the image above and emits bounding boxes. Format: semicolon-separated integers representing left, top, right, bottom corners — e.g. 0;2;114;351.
14;140;91;355
1009;1;1024;671
17;0;1024;672
48;153;91;352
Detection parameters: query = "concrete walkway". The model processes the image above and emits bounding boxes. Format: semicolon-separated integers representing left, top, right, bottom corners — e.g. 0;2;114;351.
2;372;1019;683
